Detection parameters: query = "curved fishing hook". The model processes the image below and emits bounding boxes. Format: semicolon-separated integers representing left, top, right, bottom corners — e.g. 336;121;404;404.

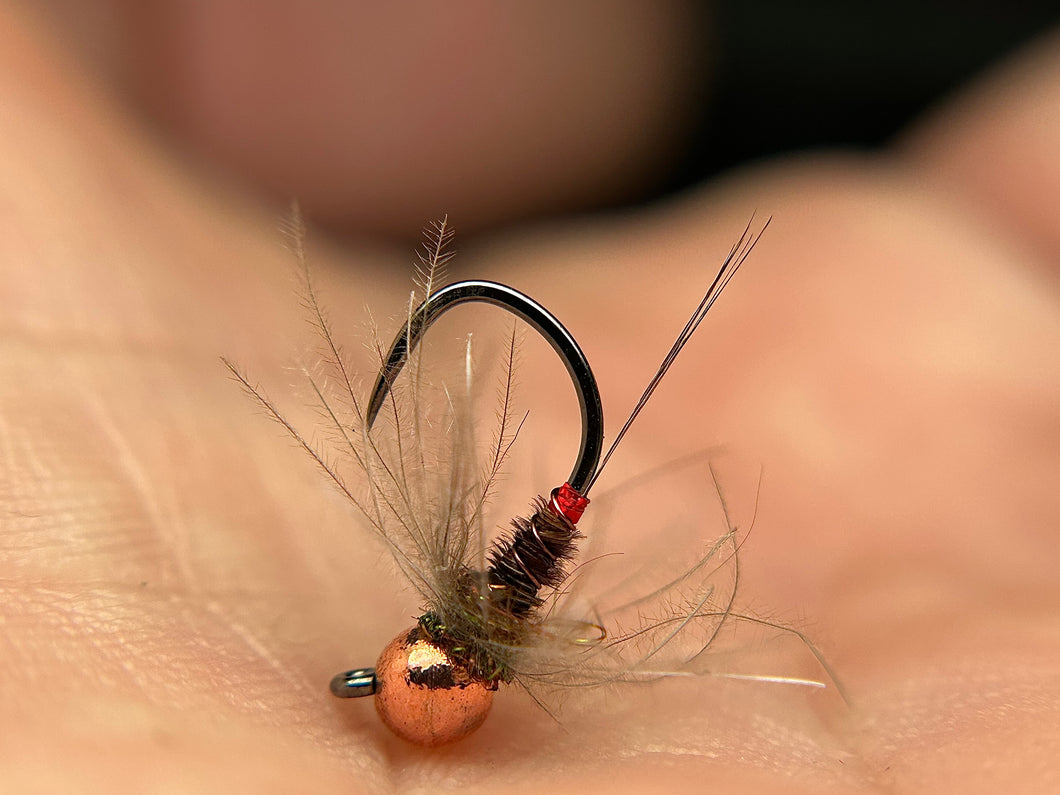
365;280;603;494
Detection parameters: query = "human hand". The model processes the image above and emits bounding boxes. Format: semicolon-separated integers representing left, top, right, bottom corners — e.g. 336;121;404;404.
3;6;1057;791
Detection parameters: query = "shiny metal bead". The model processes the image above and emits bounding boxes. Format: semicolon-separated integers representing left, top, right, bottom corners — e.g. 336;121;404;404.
374;626;496;747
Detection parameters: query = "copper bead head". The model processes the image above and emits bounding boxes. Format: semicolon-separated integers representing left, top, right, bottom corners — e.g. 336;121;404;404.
374;626;496;746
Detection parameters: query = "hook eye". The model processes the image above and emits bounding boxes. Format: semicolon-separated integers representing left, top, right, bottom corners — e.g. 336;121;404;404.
365;280;602;494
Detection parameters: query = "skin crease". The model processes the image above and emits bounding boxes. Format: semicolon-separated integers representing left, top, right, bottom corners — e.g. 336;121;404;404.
2;4;1059;793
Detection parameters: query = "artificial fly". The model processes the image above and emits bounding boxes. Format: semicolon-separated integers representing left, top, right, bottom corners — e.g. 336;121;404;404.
225;216;842;747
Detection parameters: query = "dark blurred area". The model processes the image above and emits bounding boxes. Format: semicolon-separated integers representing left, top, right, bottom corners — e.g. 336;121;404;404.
670;2;1058;191
30;1;1058;238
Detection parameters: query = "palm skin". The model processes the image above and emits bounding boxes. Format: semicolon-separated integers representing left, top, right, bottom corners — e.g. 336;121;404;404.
2;7;1058;792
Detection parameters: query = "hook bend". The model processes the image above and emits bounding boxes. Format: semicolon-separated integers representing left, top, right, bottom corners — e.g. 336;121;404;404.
365;280;602;494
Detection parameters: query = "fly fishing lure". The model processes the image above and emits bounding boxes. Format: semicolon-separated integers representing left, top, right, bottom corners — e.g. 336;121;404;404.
226;216;841;747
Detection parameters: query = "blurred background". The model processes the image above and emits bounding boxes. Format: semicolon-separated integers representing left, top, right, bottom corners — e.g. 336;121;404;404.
31;1;1060;240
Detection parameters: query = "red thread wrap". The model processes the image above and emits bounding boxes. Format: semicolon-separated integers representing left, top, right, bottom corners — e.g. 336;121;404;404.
550;482;589;524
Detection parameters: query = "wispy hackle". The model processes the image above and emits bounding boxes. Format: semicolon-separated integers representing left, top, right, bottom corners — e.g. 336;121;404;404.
415;215;455;300
226;216;847;714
